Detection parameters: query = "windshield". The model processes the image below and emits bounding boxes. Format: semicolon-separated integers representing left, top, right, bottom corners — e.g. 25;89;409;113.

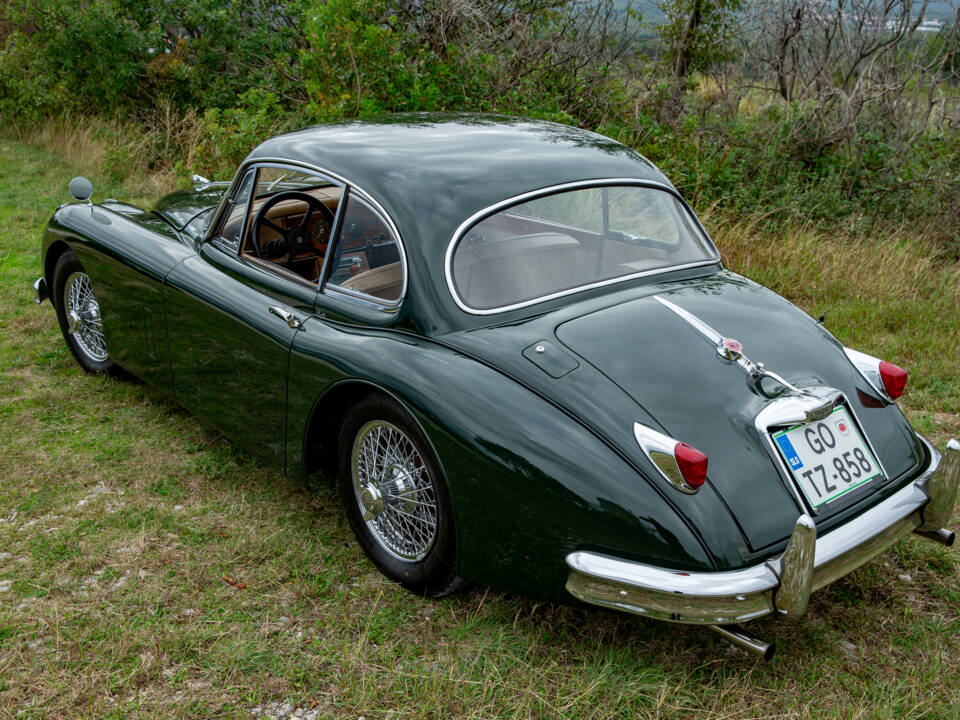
450;185;718;312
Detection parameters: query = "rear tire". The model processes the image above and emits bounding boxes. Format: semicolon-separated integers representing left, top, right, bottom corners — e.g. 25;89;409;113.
52;250;117;375
338;394;464;597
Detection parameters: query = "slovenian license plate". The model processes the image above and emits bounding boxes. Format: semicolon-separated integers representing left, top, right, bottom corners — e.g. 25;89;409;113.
771;406;882;509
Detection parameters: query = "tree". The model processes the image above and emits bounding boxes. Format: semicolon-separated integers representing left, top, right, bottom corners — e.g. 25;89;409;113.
657;0;744;77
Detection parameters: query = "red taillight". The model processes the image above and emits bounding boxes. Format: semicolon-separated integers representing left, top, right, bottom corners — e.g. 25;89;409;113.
675;442;708;489
879;361;907;399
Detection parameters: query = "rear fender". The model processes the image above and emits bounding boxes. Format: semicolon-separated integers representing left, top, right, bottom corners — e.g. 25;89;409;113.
288;319;714;599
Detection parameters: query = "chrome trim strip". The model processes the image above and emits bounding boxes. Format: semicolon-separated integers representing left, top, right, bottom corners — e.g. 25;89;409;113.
204;156;408;306
443;178;722;315
656;295;809;396
565;436;943;625
653;295;722;344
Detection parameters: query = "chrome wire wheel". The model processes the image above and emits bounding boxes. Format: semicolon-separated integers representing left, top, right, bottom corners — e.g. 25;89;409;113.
64;271;108;362
351;420;438;562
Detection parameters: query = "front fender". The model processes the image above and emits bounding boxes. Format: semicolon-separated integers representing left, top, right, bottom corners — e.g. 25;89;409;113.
287;318;713;600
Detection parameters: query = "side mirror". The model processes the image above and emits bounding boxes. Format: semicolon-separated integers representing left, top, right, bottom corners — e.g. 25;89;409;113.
69;176;94;203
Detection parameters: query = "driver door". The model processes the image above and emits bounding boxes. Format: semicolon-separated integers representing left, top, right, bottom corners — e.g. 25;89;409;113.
163;164;342;469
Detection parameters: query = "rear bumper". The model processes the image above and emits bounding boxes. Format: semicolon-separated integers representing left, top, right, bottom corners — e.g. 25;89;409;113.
33;277;49;305
565;436;959;625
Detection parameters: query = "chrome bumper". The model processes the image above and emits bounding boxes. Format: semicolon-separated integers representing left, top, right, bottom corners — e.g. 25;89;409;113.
33;277;49;305
566;437;959;625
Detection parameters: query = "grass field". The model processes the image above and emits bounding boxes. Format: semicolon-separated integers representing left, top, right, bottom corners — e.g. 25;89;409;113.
1;136;958;719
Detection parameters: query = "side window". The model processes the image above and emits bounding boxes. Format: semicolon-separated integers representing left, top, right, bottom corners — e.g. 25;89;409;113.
239;166;342;285
326;194;403;303
213;169;255;251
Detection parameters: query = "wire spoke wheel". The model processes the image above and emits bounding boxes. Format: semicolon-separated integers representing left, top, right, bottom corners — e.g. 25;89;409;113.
65;271;108;362
351;420;438;561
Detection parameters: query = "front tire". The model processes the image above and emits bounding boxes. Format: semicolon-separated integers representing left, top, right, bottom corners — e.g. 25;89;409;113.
52;250;117;375
338;394;463;597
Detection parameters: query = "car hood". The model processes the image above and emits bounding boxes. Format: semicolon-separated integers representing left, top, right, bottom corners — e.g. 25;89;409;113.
442;270;924;559
154;183;230;230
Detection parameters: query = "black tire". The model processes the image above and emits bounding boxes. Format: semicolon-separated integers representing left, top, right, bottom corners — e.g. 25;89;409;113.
338;394;464;597
52;249;118;375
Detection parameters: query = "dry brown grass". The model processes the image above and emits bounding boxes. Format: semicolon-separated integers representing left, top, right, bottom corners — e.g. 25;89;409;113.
17;103;206;201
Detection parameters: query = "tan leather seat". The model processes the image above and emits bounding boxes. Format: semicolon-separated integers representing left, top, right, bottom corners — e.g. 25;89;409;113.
339;262;402;300
454;232;589;308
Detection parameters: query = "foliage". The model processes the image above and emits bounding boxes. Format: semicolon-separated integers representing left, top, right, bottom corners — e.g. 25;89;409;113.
0;0;308;120
298;0;634;123
656;0;744;77
1;0;958;254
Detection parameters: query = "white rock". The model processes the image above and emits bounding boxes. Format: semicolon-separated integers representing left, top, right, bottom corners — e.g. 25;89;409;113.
0;552;12;561
111;577;128;591
898;573;912;582
173;505;183;511
137;569;149;579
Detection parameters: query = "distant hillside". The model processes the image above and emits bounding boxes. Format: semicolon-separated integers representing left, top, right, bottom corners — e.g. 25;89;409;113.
617;0;956;24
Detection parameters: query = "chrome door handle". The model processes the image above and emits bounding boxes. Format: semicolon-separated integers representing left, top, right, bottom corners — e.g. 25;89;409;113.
268;305;301;329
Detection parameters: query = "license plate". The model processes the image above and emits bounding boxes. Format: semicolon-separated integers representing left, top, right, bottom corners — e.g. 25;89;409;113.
771;407;882;508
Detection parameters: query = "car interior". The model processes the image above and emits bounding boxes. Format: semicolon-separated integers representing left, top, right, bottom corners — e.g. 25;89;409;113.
453;210;675;310
216;168;403;302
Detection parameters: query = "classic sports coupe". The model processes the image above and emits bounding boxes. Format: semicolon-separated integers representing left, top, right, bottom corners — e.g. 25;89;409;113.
34;115;957;658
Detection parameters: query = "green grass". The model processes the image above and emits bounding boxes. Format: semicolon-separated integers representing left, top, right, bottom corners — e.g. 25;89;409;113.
0;137;958;719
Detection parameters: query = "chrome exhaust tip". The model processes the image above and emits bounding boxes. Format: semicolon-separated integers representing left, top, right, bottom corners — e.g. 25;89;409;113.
915;528;955;547
709;624;775;661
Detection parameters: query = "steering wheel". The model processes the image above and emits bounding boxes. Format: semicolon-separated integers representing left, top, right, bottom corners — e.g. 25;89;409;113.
252;191;334;269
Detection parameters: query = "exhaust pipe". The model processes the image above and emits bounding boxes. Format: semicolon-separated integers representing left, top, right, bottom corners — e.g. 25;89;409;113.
915;528;955;546
709;624;775;661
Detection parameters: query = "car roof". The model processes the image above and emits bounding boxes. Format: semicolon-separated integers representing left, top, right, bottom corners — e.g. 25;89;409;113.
246;114;680;331
248;113;670;232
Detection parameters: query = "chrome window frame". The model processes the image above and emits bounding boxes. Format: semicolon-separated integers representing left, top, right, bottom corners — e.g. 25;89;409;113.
444;178;721;315
205;157;409;308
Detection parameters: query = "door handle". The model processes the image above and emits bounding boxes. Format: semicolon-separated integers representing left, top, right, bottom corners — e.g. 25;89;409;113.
268;305;301;329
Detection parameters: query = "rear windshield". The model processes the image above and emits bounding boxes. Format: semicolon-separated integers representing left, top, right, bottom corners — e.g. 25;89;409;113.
450;185;717;312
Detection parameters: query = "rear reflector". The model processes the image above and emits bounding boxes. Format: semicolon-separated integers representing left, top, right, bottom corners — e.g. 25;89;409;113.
879;361;907;400
675;443;708;489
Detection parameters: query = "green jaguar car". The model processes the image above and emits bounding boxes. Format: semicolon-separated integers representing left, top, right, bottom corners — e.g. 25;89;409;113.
34;115;958;659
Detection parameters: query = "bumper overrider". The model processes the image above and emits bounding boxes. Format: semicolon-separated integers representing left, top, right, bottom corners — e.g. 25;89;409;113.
566;436;958;653
33;277;49;305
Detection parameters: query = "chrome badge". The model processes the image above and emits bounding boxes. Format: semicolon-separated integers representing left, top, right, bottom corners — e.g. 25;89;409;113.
718;337;743;361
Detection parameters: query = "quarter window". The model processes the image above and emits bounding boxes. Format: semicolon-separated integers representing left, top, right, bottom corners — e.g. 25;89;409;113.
214;169;255;250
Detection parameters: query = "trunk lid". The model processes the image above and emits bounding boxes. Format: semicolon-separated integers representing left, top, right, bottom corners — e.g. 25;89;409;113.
554;274;923;550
